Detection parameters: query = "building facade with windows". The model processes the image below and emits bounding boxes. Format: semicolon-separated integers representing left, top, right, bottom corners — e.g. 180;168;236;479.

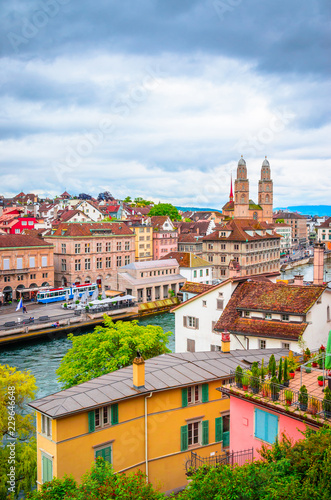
316;217;331;246
202;219;281;280
273;223;292;251
45;222;135;290
150;216;178;260
129;224;154;261
0;234;54;302
115;259;186;302
29;349;284;493
161;252;213;285
273;211;308;246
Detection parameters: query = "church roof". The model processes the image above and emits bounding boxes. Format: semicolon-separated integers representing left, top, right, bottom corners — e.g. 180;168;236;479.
262;157;270;167
238;156;246;166
222;200;234;211
249;200;263;210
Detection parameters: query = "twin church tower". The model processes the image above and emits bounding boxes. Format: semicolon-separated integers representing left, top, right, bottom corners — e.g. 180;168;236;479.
222;156;273;224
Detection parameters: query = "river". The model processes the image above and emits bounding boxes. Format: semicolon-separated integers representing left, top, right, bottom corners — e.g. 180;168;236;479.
0;313;175;399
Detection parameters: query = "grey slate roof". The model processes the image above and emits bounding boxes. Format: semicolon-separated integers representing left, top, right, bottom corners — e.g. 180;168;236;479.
120;259;177;270
29;349;290;418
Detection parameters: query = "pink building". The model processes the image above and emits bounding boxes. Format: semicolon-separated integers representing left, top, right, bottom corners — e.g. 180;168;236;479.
150;216;178;260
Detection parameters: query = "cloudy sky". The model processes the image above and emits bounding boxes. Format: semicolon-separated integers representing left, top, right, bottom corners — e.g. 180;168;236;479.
0;0;330;208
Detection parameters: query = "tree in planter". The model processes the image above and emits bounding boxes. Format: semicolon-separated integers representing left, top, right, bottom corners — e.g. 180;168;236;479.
298;385;308;411
268;354;276;377
270;376;280;401
260;358;266;381
278;357;283;384
283;357;290;387
250;365;260;394
242;375;250;390
285;389;293;405
322;386;331;419
235;365;243;388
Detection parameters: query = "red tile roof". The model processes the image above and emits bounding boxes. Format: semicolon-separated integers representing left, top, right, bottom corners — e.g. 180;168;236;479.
178;233;201;243
50;222;134;237
214;281;326;340
0;234;52;248
180;281;215;294
317;217;331;229
160;252;210;267
203;218;281;242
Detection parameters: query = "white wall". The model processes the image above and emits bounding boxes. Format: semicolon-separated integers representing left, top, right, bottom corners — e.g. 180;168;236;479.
179;266;213;285
303;290;331;350
175;281;237;353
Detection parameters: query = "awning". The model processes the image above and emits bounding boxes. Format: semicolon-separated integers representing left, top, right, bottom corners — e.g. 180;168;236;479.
89;295;136;306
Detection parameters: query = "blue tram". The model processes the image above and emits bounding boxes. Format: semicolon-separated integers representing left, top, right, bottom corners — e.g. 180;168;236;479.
36;283;98;304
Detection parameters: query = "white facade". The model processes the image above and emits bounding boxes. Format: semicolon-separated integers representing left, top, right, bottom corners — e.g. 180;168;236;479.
174;280;237;353
75;201;104;222
179;265;213;285
316;219;331;243
274;224;292;250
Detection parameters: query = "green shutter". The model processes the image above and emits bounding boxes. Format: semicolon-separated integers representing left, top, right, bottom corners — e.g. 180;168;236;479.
42;456;52;483
181;425;188;451
95;449;103;459
103;446;112;463
42;456;46;483
201;383;209;403
202;420;209;445
88;410;95;433
111;404;119;425
182;388;188;407
215;416;223;443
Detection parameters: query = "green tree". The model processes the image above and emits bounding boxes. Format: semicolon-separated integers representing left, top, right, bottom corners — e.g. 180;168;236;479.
123;196;132;203
0;364;37;498
57;318;171;389
27;458;163;500
149;203;181;221
275;218;285;223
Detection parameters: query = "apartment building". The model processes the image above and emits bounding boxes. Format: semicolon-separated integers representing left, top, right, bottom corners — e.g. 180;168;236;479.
274;211;308;246
202;219;281;280
45;222;135;290
150;216;178;259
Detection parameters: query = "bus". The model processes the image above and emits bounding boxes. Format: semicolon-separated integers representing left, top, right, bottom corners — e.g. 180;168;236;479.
36;283;98;304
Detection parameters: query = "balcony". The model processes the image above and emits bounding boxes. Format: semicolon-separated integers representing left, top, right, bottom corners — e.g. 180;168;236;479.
0;268;30;275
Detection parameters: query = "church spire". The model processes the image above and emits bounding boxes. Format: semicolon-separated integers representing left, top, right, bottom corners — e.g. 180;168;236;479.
229;173;233;202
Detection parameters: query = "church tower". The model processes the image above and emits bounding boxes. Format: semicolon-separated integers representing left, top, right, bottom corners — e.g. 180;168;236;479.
234;156;249;218
258;157;273;223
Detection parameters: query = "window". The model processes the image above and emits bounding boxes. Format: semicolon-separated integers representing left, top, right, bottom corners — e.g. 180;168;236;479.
61;243;66;254
217;299;224;310
282;314;289;321
208;255;213;262
15;228;20;234
95;445;112;464
255;408;278;444
125;241;130;251
21;221;27;226
17;258;23;270
30;274;36;279
183;316;199;329
41;415;52;438
17;274;24;280
208;243;213;249
88;404;119;432
106;257;111;268
28;221;33;226
96;243;102;253
29;256;35;268
221;256;226;263
202;300;207;307
106;242;111;252
265;313;272;320
75;259;81;271
210;344;222;351
188;421;200;446
117;242;122;251
193;270;197;278
282;342;290;350
3;258;9;270
234;244;239;250
245;311;250;317
200;270;203;277
85;243;90;253
41;256;47;267
42;454;53;484
125;256;130;265
96;257;102;269
259;339;266;349
75;243;81;254
206;269;209;276
4;276;10;282
85;258;91;270
42;273;48;278
61;259;66;271
181;419;209;451
117;256;122;267
215;414;230;446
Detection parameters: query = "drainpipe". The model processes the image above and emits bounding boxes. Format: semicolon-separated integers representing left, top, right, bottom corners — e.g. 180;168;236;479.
145;392;153;482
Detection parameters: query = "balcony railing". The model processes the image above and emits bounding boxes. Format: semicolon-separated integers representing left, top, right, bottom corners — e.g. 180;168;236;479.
227;371;331;421
186;448;254;474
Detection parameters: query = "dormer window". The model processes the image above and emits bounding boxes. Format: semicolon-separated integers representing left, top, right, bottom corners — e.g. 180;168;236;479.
264;313;272;320
282;314;289;321
245;311;250;317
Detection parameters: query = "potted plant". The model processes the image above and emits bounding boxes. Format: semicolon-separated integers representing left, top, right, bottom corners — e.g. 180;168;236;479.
309;397;319;415
289;369;295;379
278;358;283;384
270;376;280;401
298;385;308;411
85;305;89;312
283;358;290;387
268;354;276;376
261;382;270;398
242;376;249;391
285;390;293;406
305;363;312;374
235;366;243;388
75;300;80;305
311;355;318;368
304;348;311;363
295;365;301;372
63;302;67;309
318;357;323;369
318;375;324;387
260;359;265;381
323;387;331;419
250;365;260;394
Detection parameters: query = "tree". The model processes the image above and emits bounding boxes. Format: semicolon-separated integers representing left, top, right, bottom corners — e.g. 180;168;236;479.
123;196;132;203
149;203;181;221
0;364;37;498
57;318;171;389
133;197;153;207
275;218;285;223
27;458;163;500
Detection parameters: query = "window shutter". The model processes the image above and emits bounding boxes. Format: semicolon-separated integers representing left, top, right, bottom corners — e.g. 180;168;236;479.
202;420;209;445
111;404;119;425
266;413;278;444
183;316;187;327
210;345;215;352
195;318;199;330
42;456;52;483
181;425;188;452
47;458;53;482
88;410;95;433
215;416;223;442
201;383;209;403
42;455;46;483
95;449;103;459
182;388;188;407
103;446;112;463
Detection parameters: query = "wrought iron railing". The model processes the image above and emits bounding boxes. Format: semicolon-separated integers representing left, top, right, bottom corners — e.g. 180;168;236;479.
186;448;254;473
229;371;331;420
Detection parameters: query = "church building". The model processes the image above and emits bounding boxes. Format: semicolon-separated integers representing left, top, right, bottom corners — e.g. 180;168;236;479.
222;157;273;224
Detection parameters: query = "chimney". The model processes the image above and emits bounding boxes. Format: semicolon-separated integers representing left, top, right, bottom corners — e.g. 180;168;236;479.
133;354;145;389
221;331;231;353
313;242;325;285
293;274;304;286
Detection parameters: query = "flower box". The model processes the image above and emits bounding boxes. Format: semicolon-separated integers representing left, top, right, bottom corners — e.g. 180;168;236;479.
289;372;295;379
318;380;324;387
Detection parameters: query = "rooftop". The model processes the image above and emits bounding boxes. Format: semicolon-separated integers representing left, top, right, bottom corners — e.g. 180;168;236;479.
0;234;53;249
180;281;215;294
160;252;210;268
29;349;289;418
120;258;178;270
49;222;134;237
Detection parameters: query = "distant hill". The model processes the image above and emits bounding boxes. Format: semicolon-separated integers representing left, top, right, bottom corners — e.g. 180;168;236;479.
275;206;331;217
176;206;221;213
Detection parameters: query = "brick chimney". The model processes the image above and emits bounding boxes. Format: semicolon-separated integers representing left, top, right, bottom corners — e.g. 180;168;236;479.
221;331;231;353
133;354;145;389
313;242;325;285
293;274;304;286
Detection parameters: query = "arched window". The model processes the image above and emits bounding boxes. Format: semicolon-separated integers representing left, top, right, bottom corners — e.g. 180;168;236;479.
241;194;245;204
253;211;258;220
266;194;270;203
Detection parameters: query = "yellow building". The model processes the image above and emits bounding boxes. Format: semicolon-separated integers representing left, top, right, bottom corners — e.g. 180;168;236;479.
30;349;249;493
132;224;154;261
